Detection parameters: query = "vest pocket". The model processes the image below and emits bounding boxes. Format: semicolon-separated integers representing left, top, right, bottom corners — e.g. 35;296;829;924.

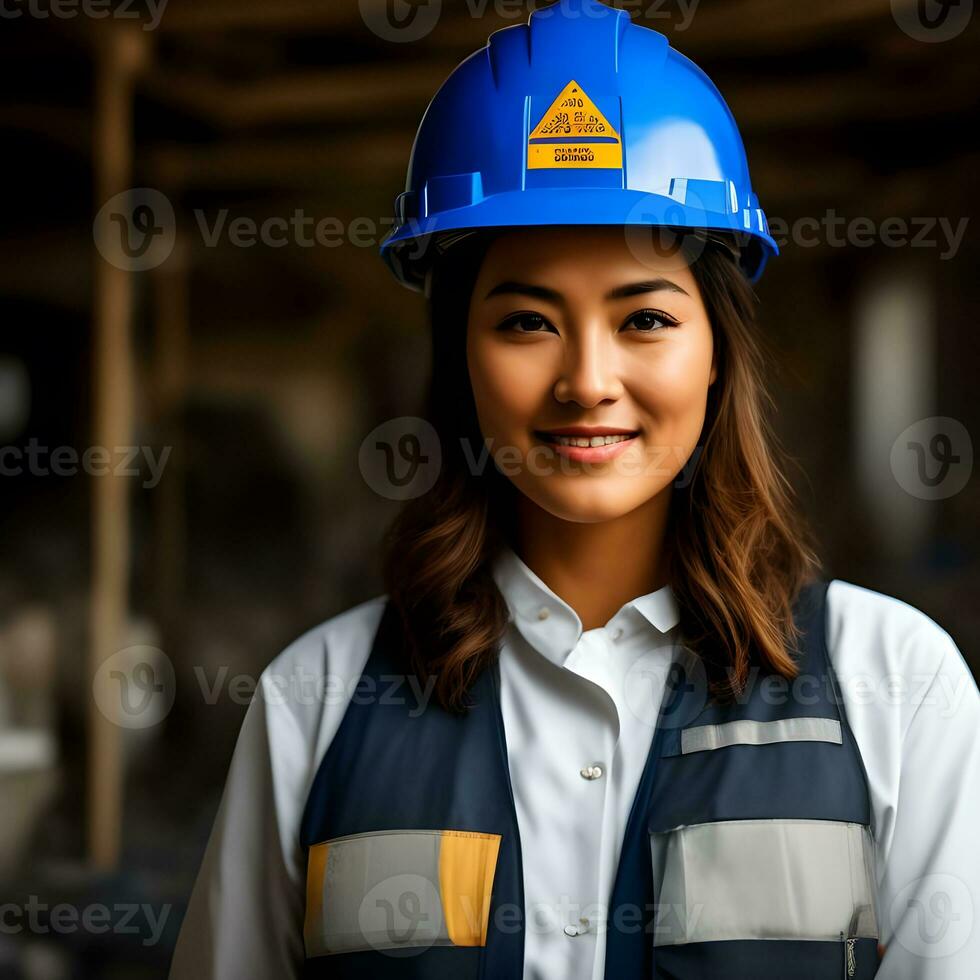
649;818;878;946
303;828;501;958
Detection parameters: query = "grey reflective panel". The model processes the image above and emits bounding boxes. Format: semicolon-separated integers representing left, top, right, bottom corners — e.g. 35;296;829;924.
680;716;842;754
308;830;449;957
650;819;878;946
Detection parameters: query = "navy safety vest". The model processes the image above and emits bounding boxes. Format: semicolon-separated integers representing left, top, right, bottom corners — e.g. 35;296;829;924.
299;579;881;979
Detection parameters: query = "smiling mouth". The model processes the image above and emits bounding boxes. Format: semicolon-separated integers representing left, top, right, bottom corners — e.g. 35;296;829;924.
535;431;639;448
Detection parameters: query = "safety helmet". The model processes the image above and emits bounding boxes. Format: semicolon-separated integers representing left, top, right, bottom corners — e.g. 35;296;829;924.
379;0;778;291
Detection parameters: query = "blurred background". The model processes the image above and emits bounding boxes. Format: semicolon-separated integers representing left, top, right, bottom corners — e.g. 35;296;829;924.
0;0;978;976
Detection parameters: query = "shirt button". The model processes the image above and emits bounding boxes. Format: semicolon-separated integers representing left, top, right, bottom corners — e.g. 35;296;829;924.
564;918;590;936
611;627;624;641
580;764;604;780
537;606;550;621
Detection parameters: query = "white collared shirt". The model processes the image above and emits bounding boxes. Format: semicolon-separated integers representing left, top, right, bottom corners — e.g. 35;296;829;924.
170;545;980;979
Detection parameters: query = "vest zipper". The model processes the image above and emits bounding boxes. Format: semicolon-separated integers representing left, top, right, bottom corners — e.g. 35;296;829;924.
840;931;857;977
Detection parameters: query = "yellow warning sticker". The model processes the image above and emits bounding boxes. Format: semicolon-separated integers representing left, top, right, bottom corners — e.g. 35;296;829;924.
527;79;622;170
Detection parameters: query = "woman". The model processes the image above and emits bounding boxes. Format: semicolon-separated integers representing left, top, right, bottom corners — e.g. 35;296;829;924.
170;2;979;979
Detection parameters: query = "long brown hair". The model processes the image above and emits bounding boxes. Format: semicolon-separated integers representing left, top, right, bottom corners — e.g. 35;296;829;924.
380;228;821;714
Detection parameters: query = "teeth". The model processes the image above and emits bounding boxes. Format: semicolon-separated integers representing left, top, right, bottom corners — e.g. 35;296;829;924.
549;434;633;447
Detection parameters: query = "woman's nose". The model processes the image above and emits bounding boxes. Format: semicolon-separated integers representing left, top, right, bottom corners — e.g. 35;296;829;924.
552;326;624;408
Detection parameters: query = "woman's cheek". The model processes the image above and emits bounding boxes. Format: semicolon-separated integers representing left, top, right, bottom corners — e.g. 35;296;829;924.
630;348;712;449
475;349;548;439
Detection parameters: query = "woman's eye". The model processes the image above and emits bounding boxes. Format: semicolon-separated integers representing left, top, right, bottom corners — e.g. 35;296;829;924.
623;310;679;333
498;313;554;334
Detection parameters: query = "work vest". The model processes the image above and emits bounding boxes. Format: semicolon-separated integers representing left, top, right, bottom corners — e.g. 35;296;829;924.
299;579;881;979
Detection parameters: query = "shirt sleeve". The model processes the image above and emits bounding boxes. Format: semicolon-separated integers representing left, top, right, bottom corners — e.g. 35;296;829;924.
167;664;309;980
871;622;980;978
168;597;384;979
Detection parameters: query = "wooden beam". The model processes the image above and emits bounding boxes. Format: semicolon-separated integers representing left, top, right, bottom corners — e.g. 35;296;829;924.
147;131;411;188
155;0;904;48
158;0;435;33
88;24;149;872
142;61;458;128
150;236;190;615
726;61;979;128
663;0;894;50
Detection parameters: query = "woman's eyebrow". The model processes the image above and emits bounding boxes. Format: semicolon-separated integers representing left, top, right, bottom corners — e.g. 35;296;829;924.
483;278;689;302
605;278;690;300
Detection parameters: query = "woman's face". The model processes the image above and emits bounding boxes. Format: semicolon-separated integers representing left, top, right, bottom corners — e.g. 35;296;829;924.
466;226;717;524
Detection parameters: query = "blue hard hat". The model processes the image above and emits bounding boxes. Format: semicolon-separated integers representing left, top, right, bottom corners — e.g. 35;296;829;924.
379;0;778;291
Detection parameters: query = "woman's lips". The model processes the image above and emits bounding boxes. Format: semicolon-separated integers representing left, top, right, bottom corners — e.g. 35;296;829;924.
534;432;639;463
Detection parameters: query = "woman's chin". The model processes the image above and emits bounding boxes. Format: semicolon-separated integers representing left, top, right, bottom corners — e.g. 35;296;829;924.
519;479;666;525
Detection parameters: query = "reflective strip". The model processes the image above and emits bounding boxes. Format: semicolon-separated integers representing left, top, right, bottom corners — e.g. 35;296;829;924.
304;829;500;958
650;818;878;946
680;716;842;754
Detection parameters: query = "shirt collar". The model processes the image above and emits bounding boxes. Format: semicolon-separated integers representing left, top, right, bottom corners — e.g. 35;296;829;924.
490;542;680;667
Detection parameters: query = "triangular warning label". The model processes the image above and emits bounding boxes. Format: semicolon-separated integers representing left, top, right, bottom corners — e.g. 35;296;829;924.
527;79;622;170
529;79;620;140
